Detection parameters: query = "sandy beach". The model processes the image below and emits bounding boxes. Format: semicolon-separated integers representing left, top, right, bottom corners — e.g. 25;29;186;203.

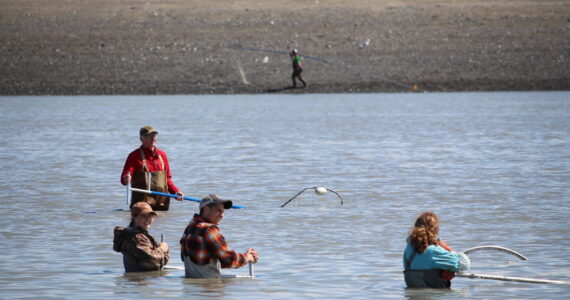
1;0;569;95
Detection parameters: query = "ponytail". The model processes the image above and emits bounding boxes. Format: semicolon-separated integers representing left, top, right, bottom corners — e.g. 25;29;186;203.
408;212;439;253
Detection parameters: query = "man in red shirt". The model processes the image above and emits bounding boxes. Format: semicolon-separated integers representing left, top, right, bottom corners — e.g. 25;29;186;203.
121;125;184;211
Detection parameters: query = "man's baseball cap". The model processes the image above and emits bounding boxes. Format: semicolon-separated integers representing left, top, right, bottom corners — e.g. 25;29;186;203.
140;125;158;136
200;194;233;210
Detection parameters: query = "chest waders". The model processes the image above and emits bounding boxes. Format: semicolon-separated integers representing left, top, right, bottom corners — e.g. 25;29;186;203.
403;250;451;288
130;149;170;211
184;256;222;278
119;227;164;272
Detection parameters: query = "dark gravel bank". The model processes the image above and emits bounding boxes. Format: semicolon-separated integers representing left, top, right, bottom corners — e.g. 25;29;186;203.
1;0;569;95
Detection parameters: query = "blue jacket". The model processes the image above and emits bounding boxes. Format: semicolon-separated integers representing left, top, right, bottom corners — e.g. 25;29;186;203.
403;243;459;272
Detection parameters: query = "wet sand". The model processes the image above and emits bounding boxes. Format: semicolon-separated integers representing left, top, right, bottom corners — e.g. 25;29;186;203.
1;0;569;95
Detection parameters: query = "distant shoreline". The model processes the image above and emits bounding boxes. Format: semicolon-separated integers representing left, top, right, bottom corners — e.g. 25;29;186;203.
1;0;568;95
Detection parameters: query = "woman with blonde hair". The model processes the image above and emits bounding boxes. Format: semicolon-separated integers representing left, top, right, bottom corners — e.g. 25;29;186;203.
403;212;469;288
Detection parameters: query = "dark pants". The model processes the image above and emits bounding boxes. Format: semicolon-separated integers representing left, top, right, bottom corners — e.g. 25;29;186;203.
292;68;307;87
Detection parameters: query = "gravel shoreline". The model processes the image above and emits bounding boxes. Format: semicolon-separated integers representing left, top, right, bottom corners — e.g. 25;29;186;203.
1;0;569;95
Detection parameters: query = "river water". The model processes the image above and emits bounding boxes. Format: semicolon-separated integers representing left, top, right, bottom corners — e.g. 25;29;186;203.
0;92;569;299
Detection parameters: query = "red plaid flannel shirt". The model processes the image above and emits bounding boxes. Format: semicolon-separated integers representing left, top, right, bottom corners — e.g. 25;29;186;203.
180;214;246;268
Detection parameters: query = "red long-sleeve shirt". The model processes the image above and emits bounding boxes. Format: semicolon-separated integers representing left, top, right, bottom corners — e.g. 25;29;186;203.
120;146;180;194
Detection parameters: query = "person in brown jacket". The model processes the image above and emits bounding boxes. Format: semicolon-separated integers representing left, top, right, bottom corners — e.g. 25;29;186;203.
113;202;169;272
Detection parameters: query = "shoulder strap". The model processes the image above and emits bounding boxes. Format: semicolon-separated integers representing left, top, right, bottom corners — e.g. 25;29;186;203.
157;153;165;171
139;148;149;171
405;249;418;271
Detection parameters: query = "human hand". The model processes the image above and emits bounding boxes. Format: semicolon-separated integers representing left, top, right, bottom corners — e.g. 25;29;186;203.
244;248;259;264
176;192;184;201
123;173;131;184
159;242;169;252
456;251;471;272
438;239;453;251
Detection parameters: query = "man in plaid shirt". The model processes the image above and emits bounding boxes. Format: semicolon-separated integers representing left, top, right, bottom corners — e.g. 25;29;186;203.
180;194;259;278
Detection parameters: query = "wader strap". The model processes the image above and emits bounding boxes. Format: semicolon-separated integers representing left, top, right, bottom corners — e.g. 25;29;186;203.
405;250;418;271
157;154;166;187
140;149;150;189
158;154;164;170
140;148;148;171
141;148;165;189
140;148;165;172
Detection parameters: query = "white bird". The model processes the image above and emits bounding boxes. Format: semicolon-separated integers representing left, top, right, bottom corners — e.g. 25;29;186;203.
360;38;371;48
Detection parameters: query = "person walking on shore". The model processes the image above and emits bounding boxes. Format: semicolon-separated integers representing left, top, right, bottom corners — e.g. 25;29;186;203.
180;194;259;278
290;49;307;88
121;125;183;211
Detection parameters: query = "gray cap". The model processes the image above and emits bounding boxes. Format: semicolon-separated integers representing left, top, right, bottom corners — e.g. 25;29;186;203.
200;194;233;209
